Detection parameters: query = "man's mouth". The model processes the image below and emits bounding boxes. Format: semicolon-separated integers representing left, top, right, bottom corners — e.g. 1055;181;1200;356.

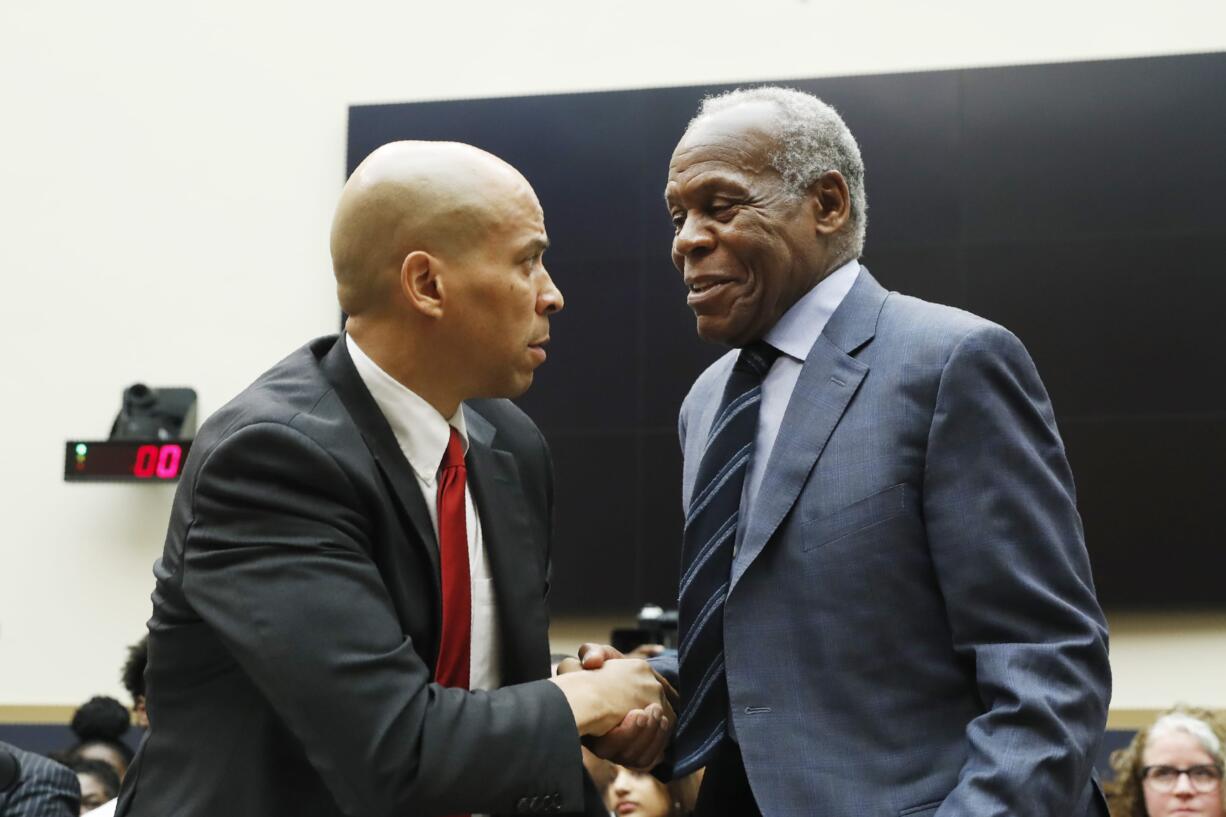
686;276;738;307
528;337;549;363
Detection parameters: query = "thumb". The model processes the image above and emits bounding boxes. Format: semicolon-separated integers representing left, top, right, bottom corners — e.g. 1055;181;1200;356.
578;642;616;669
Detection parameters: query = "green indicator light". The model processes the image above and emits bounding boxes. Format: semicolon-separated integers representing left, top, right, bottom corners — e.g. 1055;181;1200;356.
75;443;88;456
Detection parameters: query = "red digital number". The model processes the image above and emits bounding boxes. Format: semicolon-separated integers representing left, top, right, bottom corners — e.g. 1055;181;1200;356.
133;445;159;478
156;445;182;479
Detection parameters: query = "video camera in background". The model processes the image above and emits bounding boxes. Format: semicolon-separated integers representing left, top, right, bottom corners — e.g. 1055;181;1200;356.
610;605;678;653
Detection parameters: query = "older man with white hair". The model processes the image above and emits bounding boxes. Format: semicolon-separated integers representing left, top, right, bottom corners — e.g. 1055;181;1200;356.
585;85;1112;817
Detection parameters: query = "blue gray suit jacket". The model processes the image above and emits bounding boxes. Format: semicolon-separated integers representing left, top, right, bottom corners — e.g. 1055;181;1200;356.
663;269;1111;817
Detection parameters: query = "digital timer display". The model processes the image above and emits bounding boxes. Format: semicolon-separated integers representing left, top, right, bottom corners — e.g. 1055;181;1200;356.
64;440;193;482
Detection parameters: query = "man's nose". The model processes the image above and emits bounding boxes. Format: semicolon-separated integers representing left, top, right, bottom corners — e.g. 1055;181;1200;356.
538;267;564;315
673;215;715;257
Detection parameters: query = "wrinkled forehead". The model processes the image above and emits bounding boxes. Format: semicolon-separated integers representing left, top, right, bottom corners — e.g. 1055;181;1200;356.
486;178;546;233
666;115;783;202
672;101;781;164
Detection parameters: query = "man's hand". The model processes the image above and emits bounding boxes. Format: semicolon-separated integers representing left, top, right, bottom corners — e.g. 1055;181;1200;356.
551;654;674;740
555;644;677;771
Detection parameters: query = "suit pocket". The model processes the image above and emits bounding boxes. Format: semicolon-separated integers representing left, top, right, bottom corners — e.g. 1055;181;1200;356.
899;800;942;817
801;482;916;552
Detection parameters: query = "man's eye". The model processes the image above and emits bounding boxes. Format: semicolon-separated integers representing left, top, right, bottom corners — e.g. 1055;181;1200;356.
670;213;686;231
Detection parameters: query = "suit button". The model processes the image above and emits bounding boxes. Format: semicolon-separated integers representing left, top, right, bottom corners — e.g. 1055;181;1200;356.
516;796;530;813
529;795;541;812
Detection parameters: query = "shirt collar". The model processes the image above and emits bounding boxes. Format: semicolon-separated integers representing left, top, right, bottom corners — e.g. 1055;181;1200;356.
345;334;469;484
764;258;861;362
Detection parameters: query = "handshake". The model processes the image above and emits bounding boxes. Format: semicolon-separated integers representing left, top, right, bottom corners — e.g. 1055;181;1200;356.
550;644;677;771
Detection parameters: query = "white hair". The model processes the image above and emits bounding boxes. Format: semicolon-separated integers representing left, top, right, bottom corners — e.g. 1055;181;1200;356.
692;86;868;265
1148;712;1224;758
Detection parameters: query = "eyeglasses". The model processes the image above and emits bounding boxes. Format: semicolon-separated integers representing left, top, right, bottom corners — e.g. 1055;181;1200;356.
1141;764;1223;793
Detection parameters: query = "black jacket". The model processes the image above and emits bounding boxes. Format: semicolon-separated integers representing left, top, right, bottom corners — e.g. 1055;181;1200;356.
117;335;599;817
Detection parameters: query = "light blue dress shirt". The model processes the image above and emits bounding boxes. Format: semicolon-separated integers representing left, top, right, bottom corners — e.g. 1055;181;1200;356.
733;258;861;565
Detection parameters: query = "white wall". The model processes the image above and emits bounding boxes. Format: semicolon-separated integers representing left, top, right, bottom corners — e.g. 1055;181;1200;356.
1;0;1223;708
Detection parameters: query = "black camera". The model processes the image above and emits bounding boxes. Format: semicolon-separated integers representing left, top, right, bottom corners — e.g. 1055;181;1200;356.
609;605;678;653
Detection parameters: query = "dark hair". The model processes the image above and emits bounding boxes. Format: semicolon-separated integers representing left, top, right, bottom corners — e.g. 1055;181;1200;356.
70;757;121;800
65;696;134;767
121;635;148;702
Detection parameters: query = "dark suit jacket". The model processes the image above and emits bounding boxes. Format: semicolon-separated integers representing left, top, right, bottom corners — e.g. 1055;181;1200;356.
0;742;79;817
116;334;599;817
662;269;1111;817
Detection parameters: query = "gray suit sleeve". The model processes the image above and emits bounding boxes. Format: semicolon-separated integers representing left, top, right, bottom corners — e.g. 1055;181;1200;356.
181;421;584;817
922;325;1111;817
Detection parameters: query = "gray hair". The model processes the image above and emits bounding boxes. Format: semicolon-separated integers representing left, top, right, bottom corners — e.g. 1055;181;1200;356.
1148;712;1224;759
692;86;867;264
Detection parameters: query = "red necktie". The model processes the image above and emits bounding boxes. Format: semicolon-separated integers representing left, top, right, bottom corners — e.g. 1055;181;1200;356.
434;427;471;691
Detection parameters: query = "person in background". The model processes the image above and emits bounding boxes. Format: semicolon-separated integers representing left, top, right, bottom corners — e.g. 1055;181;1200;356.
0;740;80;817
60;698;131;781
595;758;700;817
67;761;117;816
1107;706;1225;817
119;638;148;729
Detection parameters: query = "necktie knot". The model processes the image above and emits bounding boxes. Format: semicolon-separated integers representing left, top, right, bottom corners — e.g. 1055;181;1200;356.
736;340;782;379
441;427;465;471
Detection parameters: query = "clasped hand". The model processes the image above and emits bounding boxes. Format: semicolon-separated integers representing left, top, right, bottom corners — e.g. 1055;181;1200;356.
555;643;677;771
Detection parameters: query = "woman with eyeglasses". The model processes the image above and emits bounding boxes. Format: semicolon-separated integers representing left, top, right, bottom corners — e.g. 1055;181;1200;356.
1108;705;1225;817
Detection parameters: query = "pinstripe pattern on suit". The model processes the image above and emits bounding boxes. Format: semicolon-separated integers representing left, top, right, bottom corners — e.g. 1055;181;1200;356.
0;741;80;817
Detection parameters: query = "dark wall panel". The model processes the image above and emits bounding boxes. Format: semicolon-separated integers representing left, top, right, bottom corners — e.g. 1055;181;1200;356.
964;235;1226;419
1062;417;1226;608
349;52;1226;614
960;53;1226;243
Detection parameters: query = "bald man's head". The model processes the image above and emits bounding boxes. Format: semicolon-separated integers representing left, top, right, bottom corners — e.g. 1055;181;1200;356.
331;141;533;316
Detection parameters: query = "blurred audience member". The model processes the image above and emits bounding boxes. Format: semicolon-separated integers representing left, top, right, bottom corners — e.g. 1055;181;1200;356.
119;638;148;729
1108;705;1225;817
60;698;132;780
0;739;80;816
67;760;117;815
592;756;700;817
581;746;616;794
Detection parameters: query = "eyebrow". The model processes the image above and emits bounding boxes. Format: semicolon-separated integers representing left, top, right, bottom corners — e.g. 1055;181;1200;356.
521;236;550;255
664;176;750;206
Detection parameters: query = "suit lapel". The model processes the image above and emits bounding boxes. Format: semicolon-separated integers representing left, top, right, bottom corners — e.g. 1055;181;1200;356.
729;269;889;592
318;335;440;586
463;405;551;684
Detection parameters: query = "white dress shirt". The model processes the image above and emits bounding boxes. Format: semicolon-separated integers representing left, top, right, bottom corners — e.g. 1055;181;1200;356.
346;334;502;692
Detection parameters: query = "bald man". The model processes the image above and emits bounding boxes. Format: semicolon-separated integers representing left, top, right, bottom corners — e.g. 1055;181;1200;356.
115;142;672;817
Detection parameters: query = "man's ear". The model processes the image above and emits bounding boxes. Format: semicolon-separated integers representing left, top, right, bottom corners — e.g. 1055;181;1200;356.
400;250;445;318
808;170;851;238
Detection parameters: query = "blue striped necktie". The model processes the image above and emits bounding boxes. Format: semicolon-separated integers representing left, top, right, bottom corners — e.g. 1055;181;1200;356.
674;340;781;776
